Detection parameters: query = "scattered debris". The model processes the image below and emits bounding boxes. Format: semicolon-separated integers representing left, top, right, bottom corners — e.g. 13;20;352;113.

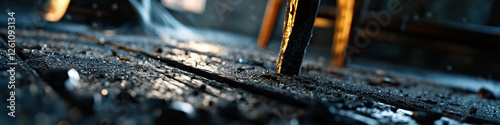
259;74;272;79
379;77;393;83
478;87;496;99
22;49;31;54
155;48;163;53
119;58;131;61
412;110;442;124
379;77;399;86
111;50;117;56
368;77;400;87
8;28;500;124
259;73;278;80
236;66;254;72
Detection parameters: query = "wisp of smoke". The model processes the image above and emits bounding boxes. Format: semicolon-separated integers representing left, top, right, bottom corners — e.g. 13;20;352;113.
128;0;199;42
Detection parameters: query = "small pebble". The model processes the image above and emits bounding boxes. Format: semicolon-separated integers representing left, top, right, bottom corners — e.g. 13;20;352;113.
155;48;163;53
390;106;398;112
199;85;206;91
477;87;495;99
412;110;442;124
22;49;31;54
378;77;399;86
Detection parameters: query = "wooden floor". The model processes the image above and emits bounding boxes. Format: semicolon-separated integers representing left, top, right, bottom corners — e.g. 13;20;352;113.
0;25;499;124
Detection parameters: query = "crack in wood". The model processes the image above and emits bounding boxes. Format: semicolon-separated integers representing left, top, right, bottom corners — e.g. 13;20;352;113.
99;40;311;109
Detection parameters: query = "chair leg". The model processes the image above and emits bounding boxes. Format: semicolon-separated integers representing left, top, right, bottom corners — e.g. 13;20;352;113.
276;0;321;76
330;0;368;67
330;0;355;67
257;0;284;49
43;0;72;22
